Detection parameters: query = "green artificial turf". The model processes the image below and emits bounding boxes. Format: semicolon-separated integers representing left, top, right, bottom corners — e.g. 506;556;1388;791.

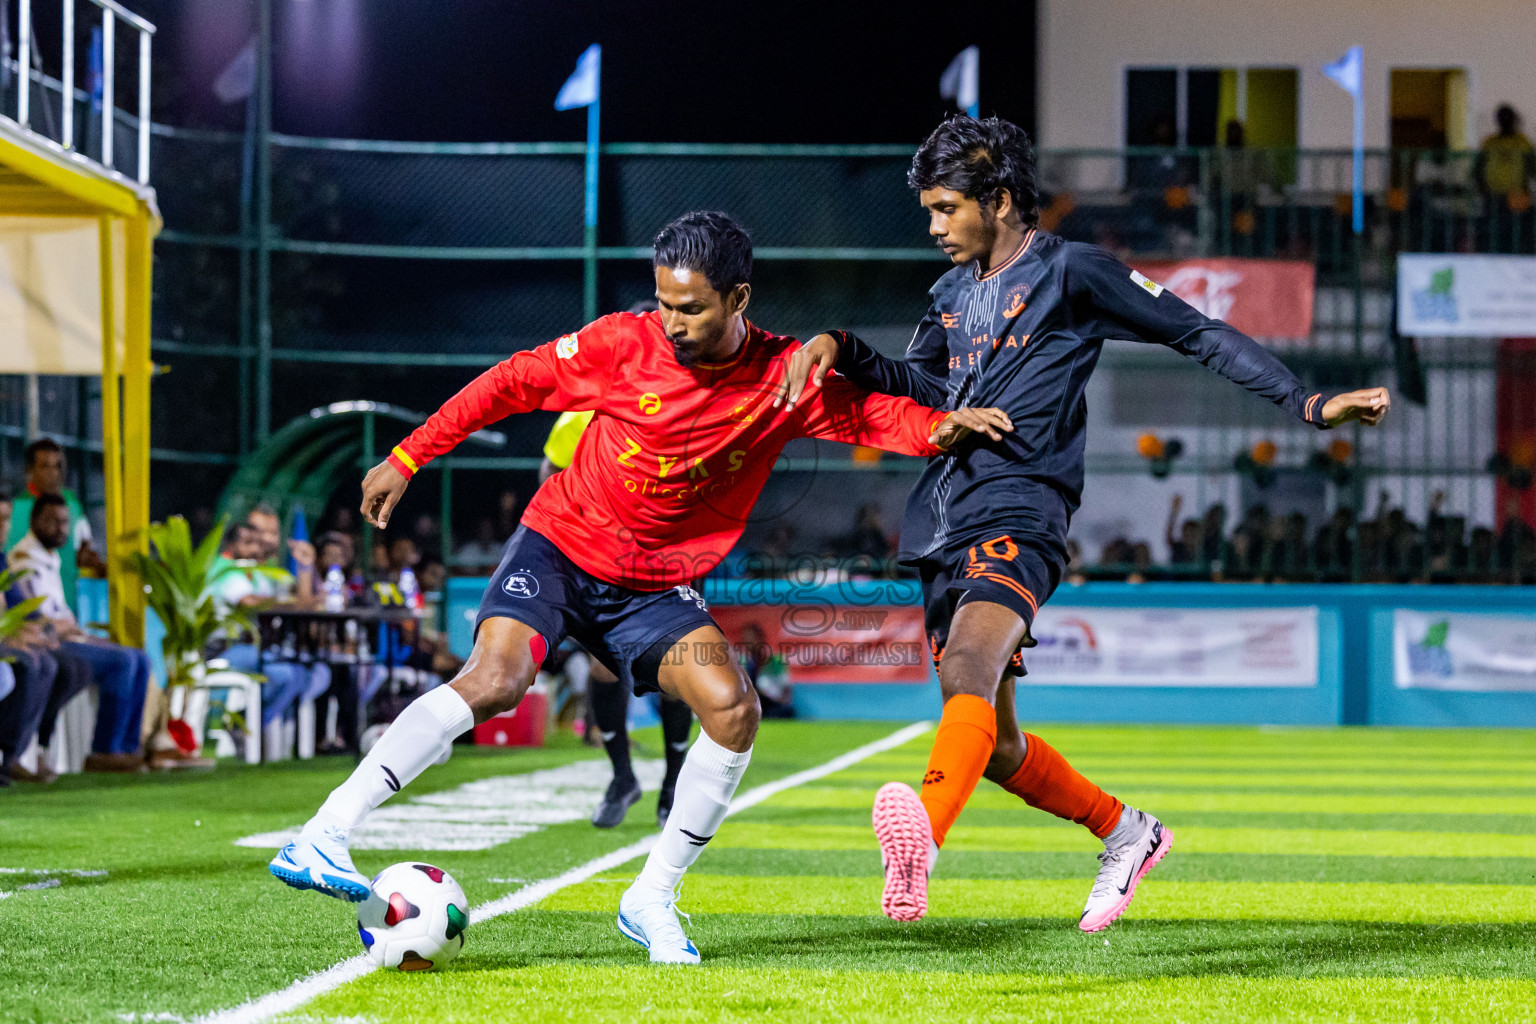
1;721;1532;1023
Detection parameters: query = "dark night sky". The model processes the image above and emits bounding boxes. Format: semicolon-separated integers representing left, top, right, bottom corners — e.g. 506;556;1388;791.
138;0;1036;142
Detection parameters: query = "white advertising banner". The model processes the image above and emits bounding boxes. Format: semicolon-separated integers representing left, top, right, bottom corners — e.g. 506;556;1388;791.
1396;253;1536;337
1393;610;1536;692
1022;607;1319;687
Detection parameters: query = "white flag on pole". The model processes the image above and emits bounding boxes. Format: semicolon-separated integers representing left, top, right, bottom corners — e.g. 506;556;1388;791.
555;44;601;111
940;46;979;114
1322;45;1362;98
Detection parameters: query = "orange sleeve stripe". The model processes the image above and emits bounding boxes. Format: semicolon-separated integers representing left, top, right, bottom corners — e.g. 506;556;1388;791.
390;445;419;476
1305;393;1322;421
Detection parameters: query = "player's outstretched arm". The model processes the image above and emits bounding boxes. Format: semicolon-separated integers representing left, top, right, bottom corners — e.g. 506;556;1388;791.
364;322;618;527
1069;244;1367;431
796;372;1009;456
776;320;948;410
1322;387;1391;427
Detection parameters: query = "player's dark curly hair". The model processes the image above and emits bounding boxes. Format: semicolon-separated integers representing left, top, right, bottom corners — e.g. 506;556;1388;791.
652;210;753;294
909;115;1040;226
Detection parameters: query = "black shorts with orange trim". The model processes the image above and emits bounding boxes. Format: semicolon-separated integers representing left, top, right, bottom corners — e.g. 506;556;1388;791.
919;526;1066;678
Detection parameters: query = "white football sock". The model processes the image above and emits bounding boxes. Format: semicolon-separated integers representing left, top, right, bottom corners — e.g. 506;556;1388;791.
314;686;474;831
635;730;751;894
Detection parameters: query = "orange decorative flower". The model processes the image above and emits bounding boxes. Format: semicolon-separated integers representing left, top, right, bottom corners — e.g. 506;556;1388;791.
1233;210;1256;235
1510;192;1534;214
1327;439;1353;463
1251;440;1277;466
1137;434;1165;459
1510;435;1536;468
1164;186;1191;210
1387;187;1408;212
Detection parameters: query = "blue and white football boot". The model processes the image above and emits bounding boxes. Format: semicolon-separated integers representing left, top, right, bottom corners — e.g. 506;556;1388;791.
617;881;701;964
268;820;371;902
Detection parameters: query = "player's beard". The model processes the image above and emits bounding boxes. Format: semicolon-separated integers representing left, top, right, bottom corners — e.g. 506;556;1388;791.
669;335;703;367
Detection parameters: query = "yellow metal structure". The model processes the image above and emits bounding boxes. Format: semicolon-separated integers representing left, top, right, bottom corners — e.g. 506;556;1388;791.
0;121;159;644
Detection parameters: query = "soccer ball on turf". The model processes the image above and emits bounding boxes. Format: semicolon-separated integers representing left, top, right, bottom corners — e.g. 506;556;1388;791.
357;862;469;971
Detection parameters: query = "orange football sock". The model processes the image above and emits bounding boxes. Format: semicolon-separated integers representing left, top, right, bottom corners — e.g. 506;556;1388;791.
1000;732;1123;838
918;694;997;847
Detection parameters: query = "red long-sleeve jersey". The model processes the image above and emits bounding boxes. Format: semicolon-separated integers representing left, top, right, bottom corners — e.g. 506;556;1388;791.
387;311;950;590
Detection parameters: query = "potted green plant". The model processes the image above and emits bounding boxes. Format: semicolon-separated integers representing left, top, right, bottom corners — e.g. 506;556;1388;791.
0;568;45;647
133;516;281;757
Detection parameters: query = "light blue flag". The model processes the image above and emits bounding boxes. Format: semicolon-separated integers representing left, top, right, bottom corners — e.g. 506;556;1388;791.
1323;45;1362;98
555;44;601;110
940;46;980;117
1323;45;1365;234
88;27;103;112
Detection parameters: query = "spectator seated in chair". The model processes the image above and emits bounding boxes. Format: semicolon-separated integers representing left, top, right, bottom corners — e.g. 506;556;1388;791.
209;520;332;760
8;494;149;773
0;486;92;784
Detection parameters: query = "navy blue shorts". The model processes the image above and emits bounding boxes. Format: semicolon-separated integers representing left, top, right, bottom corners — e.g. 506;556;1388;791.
920;525;1065;678
477;526;719;695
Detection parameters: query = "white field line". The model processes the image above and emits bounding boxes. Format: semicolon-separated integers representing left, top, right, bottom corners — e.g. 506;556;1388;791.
194;721;933;1024
234;759;668;852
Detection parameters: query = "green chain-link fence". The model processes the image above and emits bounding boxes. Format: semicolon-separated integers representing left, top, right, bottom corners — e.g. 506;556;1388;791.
4;112;1533;580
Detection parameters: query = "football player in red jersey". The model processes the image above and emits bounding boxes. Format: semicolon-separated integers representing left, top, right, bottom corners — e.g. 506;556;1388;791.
269;211;1013;964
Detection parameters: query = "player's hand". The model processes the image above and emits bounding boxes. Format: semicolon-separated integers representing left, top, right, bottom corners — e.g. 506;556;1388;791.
774;333;842;410
1322;387;1391;427
930;407;1014;449
360;460;410;529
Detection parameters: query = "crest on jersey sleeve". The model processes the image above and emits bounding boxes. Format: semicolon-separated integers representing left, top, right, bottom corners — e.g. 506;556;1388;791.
555;333;580;359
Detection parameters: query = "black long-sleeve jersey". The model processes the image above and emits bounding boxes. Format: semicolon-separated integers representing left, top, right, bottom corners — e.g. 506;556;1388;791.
831;229;1331;564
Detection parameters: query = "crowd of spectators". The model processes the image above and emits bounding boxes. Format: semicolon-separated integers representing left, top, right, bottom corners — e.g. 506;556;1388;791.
0;438;476;786
1085;491;1536;585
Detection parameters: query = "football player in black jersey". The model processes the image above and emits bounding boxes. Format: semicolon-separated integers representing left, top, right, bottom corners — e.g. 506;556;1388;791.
778;115;1389;928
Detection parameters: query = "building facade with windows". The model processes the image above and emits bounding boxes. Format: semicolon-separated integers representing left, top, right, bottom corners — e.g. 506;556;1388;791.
1039;0;1535;152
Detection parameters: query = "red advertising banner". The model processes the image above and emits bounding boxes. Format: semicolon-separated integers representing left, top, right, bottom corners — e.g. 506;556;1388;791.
1133;258;1315;341
712;605;929;684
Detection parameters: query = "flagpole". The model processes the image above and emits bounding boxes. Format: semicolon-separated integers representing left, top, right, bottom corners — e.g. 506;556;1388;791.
1351;90;1364;235
582;50;601;324
237;86;255;455
254;0;273;442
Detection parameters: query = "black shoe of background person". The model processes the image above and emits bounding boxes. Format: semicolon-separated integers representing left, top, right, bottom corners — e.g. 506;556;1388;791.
83;752;148;773
591;776;642;828
657;785;677;830
8;762;58;784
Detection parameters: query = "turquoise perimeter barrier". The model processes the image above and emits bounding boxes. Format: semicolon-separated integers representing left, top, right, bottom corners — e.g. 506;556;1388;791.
75;576;1535;729
447;578;1536;727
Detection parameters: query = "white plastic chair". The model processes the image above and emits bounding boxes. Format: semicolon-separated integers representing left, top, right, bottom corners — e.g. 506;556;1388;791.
184;661;263;765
